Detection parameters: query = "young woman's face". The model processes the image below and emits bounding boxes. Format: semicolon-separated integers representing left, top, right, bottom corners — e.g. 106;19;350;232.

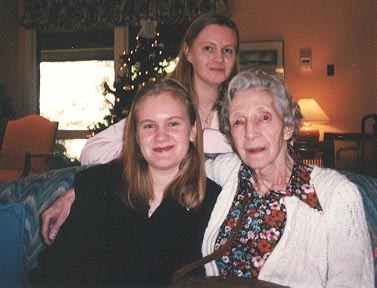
185;24;237;87
136;92;196;175
229;87;293;171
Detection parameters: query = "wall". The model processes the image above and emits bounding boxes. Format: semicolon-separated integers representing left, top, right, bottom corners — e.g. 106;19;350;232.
0;0;20;115
230;0;377;138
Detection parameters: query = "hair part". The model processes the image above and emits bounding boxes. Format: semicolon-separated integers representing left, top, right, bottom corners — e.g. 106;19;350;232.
121;78;206;210
220;69;303;143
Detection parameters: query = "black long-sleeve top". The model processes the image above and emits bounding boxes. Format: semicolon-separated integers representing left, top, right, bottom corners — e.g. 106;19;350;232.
29;160;221;287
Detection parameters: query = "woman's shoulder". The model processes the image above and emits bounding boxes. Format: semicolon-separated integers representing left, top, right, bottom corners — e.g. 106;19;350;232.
205;177;222;191
204;177;222;203
75;160;123;183
196;178;221;212
212;152;240;165
205;153;241;185
311;166;355;189
310;166;362;207
74;159;124;200
194;178;222;230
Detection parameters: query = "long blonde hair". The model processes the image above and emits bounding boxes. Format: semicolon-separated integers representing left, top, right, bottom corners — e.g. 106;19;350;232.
121;79;206;210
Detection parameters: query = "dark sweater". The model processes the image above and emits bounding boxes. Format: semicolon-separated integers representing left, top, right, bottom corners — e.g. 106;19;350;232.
29;160;221;287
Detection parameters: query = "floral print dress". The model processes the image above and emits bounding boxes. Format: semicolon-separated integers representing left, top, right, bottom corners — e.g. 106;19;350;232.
214;156;323;278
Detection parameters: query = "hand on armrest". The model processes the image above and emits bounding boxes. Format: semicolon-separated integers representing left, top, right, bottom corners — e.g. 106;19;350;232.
41;188;76;245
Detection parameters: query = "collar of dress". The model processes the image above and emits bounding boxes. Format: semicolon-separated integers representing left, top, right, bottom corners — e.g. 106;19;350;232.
240;147;323;213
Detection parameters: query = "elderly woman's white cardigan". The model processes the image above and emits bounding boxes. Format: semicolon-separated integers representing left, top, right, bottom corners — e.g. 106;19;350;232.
203;153;374;288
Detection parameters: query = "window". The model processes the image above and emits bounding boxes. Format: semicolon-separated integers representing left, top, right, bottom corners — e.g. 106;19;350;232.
38;31;114;159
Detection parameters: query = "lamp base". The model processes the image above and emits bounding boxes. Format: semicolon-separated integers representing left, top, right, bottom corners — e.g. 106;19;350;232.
296;129;319;142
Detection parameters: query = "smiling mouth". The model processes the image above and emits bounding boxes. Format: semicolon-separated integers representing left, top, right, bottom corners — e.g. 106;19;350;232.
153;146;174;153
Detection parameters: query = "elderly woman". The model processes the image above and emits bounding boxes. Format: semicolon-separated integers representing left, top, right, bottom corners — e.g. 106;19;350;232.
202;69;374;287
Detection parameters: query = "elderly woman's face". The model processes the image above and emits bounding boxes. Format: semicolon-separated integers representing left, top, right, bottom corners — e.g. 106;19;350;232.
229;87;293;170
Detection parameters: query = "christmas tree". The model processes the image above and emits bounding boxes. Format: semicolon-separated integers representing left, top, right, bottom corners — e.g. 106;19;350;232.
89;20;170;135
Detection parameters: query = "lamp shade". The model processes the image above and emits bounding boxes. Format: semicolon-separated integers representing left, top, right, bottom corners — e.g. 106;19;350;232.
298;98;329;123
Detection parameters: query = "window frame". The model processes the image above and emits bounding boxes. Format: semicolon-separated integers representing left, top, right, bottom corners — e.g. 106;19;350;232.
34;26;129;140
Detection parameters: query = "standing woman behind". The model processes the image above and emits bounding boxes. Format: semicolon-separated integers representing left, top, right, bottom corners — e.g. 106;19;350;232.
42;13;240;244
171;12;239;159
79;12;239;165
29;79;221;287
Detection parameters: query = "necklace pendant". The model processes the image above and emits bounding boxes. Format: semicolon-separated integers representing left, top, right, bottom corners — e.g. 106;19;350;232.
205;118;210;124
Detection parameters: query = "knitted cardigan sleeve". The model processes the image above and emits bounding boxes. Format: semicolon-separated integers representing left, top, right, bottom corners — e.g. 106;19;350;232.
203;153;241;275
312;167;374;287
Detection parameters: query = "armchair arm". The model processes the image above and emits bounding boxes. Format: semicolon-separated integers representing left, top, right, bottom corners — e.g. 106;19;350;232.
22;152;54;177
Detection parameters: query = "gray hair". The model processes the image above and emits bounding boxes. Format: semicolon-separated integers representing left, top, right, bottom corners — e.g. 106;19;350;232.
220;69;303;142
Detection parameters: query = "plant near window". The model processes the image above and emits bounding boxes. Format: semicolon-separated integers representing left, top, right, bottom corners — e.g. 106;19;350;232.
51;143;80;169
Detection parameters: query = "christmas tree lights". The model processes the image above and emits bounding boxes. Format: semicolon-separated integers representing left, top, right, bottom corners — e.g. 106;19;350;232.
89;21;169;135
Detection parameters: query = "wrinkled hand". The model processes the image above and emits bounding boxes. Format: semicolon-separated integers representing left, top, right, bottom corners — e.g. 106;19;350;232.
41;188;76;245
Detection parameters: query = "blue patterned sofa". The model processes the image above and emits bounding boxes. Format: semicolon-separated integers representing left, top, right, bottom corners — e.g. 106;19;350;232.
0;166;376;286
0;165;86;287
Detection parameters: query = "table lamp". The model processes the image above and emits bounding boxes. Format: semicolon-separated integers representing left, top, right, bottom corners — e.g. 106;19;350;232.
297;98;329;142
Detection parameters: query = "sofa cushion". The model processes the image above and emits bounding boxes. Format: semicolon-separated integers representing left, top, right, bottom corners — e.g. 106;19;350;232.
0;204;26;287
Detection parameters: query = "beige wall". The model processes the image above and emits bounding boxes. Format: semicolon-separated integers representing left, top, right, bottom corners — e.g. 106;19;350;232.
1;1;376;138
230;0;377;138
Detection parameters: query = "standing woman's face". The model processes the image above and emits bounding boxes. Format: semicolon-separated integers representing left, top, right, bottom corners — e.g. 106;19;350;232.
185;24;237;87
136;92;196;175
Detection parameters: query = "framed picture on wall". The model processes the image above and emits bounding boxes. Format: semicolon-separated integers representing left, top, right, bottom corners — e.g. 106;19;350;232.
239;40;284;81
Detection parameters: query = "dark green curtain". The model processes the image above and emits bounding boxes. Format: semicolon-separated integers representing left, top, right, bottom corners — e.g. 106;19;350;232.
21;0;229;31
